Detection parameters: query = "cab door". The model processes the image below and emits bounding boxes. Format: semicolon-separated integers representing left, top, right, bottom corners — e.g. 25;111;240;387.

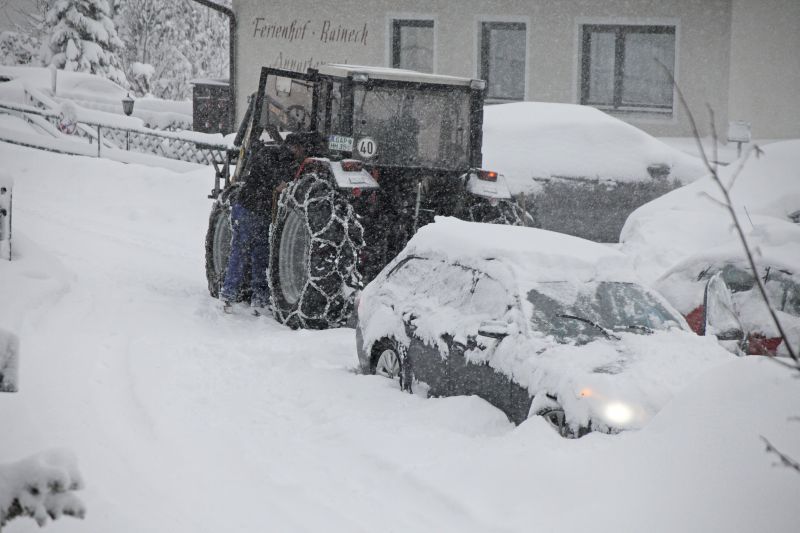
255;67;318;142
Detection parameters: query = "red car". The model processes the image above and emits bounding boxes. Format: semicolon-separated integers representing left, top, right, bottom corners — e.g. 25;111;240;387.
654;257;800;355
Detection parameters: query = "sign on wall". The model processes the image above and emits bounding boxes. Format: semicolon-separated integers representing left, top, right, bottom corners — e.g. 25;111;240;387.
247;16;373;73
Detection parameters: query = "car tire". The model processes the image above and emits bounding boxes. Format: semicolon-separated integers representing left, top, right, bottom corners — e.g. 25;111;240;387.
535;403;590;439
269;172;364;329
370;338;411;391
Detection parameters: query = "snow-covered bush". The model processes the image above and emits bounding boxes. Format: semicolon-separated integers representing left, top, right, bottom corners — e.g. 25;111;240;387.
43;0;127;86
0;31;41;66
0;450;85;528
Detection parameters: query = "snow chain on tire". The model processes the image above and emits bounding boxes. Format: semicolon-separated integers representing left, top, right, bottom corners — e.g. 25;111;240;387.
204;184;241;299
269;172;365;329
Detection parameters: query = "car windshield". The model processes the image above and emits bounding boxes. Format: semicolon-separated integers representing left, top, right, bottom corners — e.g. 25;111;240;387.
697;263;800;316
352;84;471;170
527;281;682;345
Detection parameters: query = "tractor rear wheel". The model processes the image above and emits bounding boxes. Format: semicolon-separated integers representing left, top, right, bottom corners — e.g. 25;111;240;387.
269;173;364;329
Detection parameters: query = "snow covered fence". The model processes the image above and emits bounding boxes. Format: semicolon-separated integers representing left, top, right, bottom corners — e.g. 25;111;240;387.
0;175;11;261
0;328;18;393
0;97;233;167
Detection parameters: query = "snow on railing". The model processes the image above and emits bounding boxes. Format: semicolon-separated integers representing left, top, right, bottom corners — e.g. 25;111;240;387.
1;88;234;167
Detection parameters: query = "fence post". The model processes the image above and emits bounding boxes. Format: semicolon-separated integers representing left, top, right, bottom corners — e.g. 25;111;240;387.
97;125;101;157
0;176;12;261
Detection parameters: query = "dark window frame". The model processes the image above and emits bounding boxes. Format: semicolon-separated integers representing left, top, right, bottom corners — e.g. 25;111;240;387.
479;21;527;102
391;19;435;72
580;24;676;114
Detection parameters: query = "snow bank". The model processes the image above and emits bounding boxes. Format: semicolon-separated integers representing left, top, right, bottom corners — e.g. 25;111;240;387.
482;102;707;195
620;140;800;282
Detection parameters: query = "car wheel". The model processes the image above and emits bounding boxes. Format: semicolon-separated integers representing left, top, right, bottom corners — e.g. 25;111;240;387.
371;339;411;391
536;405;590;439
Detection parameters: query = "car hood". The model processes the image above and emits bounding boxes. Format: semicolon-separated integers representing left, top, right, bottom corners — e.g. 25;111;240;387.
485;328;733;431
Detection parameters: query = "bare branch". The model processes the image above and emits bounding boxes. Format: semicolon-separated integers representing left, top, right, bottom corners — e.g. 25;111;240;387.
697;191;728;210
761;436;800;473
706;104;720;177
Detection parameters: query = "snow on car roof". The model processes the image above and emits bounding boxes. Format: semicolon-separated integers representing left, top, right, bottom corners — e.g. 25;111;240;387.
402;217;637;285
620;139;800;283
316;64;476;87
482;102;707;195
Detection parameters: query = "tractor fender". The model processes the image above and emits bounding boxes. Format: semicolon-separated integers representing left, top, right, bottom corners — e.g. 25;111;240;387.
464;171;512;200
295;158;379;191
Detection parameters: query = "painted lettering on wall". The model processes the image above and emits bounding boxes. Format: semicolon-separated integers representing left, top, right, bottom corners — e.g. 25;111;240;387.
251;18;369;46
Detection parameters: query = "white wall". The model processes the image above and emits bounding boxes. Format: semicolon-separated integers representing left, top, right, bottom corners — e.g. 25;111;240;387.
232;0;735;137
728;0;800;139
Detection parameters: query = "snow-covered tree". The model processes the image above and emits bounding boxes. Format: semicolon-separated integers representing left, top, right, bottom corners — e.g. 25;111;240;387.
43;0;126;86
0;450;86;528
115;0;229;99
0;30;39;65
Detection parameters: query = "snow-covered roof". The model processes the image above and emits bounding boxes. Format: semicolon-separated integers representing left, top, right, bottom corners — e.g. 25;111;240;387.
316;64;477;87
402;217;636;285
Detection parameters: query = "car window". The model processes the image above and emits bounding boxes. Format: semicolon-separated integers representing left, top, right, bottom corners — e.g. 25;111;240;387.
527;281;681;344
386;256;510;319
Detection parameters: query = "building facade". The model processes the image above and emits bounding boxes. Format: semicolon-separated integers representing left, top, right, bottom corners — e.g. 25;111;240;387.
232;0;800;139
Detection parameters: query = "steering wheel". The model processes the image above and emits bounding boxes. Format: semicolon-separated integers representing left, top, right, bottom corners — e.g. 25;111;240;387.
287;104;310;131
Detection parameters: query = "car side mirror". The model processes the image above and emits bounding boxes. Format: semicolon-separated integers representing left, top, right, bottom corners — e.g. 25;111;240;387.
478;320;510;340
1;328;20;392
703;273;744;341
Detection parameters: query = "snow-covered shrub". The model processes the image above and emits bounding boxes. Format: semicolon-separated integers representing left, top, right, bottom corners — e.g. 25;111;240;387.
128;61;154;96
0;31;41;66
43;0;127;86
0;450;85;528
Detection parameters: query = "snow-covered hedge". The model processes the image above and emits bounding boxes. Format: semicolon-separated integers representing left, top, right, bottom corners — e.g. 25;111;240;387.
0;450;85;528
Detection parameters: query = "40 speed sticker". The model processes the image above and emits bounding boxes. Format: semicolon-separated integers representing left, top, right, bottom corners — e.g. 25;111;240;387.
356;137;378;158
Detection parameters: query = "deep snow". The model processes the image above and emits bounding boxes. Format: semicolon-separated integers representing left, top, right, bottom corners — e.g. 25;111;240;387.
1;142;799;532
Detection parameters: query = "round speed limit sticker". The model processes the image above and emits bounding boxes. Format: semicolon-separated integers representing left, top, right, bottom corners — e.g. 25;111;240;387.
356;137;378;158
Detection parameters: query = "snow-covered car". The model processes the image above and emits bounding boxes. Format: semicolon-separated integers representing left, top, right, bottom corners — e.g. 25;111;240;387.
655;249;800;356
355;218;732;437
620;140;800;355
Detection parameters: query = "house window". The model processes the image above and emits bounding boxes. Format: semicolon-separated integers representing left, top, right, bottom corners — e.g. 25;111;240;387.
480;22;526;101
392;19;434;73
580;24;676;113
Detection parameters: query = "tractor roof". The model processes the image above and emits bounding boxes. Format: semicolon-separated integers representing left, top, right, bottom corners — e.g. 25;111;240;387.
315;64;480;88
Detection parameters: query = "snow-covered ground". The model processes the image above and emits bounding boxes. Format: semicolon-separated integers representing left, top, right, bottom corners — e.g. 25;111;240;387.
1;141;799;532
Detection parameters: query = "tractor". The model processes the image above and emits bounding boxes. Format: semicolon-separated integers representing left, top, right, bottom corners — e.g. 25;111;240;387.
205;64;526;329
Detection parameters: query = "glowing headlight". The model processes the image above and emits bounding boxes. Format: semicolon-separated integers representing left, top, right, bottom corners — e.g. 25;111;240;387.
603;402;634;426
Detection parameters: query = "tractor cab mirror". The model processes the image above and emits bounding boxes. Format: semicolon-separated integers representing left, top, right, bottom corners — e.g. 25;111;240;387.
478;320;510;340
704;273;744;344
1;328;19;392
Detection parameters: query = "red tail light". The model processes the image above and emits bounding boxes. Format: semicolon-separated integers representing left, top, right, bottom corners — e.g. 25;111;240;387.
478;170;498;182
341;160;364;172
